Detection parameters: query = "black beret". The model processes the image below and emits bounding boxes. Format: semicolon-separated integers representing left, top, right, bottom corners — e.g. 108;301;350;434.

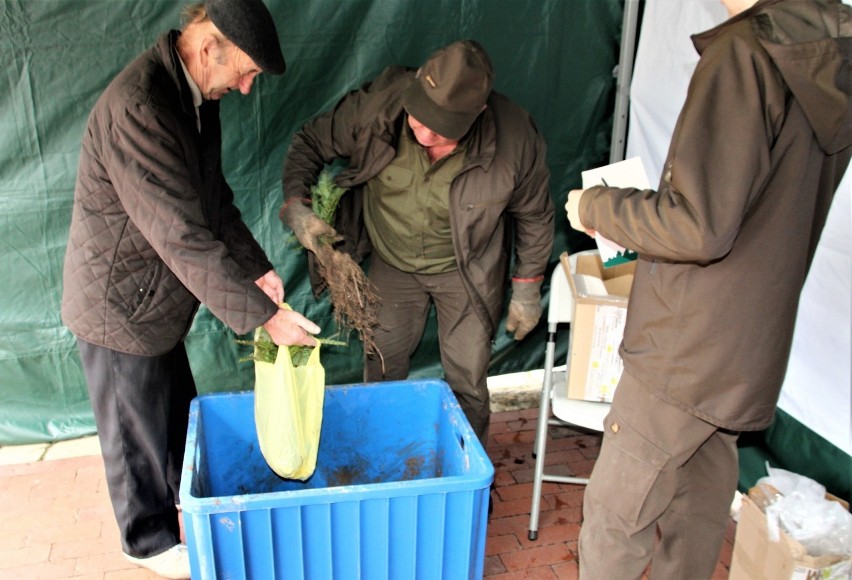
207;0;286;75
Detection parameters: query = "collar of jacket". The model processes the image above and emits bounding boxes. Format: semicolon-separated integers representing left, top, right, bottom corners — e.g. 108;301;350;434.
691;0;785;54
337;91;498;188
692;0;851;154
155;30;199;128
461;99;497;173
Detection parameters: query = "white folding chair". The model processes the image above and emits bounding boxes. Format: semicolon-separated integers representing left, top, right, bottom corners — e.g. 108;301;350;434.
528;249;611;541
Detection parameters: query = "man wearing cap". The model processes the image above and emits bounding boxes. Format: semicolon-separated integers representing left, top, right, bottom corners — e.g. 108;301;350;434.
282;40;554;443
61;1;317;577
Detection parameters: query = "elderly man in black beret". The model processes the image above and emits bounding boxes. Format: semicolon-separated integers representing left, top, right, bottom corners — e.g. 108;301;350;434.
61;1;314;577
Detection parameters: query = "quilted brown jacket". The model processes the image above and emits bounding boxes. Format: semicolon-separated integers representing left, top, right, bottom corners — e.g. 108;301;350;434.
580;0;851;431
62;31;278;356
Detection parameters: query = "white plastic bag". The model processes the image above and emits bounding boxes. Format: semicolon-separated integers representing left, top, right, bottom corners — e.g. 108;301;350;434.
757;464;852;559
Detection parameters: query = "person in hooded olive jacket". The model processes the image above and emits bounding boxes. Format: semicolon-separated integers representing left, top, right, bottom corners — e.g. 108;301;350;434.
61;1;320;577
281;40;554;444
566;0;851;578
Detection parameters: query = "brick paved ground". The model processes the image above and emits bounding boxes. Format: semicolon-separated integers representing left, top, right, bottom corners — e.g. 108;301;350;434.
0;406;734;579
484;407;735;579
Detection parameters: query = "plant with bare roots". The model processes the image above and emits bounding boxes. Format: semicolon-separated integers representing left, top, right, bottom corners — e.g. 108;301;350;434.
312;244;382;361
303;171;383;366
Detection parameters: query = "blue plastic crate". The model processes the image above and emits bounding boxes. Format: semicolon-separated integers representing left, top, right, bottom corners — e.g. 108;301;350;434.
180;379;494;579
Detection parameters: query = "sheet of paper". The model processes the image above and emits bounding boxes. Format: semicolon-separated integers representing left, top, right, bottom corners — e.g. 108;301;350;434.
581;157;652;268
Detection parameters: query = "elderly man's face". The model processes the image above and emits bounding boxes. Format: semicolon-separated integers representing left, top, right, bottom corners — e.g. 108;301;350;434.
201;41;261;100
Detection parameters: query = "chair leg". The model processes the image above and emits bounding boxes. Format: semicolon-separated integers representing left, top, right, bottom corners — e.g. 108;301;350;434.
528;333;557;541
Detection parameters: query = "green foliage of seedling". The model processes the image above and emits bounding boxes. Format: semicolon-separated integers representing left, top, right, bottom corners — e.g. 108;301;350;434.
236;327;346;367
285;169;348;248
311;170;348;226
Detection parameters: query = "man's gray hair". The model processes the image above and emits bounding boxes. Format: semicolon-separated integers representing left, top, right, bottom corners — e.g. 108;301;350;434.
180;3;210;29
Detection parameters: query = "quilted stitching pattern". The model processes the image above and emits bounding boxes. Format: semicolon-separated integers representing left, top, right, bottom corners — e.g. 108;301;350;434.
61;33;276;356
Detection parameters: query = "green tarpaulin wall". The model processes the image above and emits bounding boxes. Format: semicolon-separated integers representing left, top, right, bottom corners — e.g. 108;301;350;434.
738;409;851;501
3;0;847;506
0;0;611;444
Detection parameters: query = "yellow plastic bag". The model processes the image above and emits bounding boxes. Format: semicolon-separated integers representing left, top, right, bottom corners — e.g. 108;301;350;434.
253;326;325;480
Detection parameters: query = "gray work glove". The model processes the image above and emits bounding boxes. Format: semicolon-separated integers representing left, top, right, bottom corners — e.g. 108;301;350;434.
284;201;341;254
506;278;543;340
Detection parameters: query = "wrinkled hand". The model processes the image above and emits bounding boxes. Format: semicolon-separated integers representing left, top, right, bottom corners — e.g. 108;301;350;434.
506;278;543;340
263;306;321;347
255;270;284;304
284;202;341;253
566;189;595;237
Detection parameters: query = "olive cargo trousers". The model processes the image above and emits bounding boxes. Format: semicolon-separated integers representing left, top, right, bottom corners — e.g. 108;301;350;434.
579;372;739;580
364;255;492;444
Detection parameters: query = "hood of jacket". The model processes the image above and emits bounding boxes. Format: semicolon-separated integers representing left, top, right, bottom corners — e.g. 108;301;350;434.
693;0;851;154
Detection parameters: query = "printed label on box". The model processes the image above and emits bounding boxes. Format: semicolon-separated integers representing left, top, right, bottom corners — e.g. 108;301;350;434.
791;560;851;580
584;304;626;401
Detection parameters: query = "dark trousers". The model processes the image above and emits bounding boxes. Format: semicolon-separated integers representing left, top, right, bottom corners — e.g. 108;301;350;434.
364;255;492;443
77;338;197;558
578;372;739;579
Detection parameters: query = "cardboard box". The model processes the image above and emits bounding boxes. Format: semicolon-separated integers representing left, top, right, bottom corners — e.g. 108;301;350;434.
729;491;852;580
562;252;635;402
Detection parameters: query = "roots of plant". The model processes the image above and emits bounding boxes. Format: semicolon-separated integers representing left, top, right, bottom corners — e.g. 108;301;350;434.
313;244;383;366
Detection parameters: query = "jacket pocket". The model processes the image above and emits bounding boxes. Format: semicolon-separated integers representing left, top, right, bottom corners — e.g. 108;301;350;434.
374;164;413;194
126;261;163;322
463;193;512;210
585;409;671;526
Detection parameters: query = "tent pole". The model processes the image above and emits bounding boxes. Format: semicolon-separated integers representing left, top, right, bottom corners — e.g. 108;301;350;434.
610;0;641;163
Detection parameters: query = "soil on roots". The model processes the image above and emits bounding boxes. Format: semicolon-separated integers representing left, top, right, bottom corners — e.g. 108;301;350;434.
313;244;382;361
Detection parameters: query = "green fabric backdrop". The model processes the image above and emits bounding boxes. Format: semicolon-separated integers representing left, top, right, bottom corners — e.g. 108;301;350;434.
738;409;851;501
0;0;614;444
